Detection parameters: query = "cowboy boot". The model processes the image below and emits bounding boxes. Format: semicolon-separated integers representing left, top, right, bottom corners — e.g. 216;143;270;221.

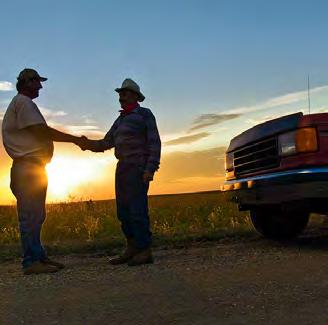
109;238;137;265
127;247;154;266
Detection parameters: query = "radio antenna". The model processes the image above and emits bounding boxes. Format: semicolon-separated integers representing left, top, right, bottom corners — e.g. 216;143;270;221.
307;74;311;114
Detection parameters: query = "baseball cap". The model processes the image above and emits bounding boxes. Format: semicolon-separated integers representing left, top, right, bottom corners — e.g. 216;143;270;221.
17;68;47;82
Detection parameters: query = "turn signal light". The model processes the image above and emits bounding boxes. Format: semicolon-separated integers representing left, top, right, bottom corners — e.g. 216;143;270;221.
225;170;235;180
296;127;318;153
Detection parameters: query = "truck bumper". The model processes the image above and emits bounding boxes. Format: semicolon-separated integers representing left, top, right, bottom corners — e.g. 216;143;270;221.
221;167;328;210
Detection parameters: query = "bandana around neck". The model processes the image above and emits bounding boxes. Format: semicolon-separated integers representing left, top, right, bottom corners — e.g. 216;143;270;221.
120;103;139;114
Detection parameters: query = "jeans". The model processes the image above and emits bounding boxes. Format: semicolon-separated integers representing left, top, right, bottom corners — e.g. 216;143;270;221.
10;161;48;268
115;161;152;249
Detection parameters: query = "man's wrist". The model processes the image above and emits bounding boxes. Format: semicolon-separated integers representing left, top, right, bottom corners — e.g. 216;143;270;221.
72;136;82;144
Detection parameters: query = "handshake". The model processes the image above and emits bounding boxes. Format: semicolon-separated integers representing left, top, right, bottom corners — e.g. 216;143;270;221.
74;136;94;151
72;135;154;182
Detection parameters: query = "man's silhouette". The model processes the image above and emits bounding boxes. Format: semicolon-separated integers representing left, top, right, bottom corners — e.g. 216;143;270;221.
80;78;161;266
2;68;84;275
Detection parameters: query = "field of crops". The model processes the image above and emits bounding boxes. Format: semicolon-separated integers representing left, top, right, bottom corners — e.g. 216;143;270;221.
0;191;252;259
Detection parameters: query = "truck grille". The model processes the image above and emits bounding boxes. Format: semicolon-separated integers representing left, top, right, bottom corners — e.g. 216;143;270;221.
233;137;280;176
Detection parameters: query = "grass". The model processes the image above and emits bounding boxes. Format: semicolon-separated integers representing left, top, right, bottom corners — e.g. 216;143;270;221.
1;190;327;261
0;191;253;260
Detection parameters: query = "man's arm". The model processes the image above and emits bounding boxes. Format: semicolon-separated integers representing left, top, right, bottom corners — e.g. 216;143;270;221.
79;119;118;152
144;111;161;181
26;124;82;144
16;99;81;144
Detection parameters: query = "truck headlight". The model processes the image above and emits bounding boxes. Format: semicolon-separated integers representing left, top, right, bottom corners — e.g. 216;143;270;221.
225;152;234;171
278;132;297;156
278;127;318;157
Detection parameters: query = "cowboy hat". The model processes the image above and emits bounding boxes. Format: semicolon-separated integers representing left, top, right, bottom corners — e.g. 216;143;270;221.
115;78;145;102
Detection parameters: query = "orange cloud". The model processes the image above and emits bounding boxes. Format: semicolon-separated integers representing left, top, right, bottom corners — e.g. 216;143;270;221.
189;113;240;131
165;132;211;146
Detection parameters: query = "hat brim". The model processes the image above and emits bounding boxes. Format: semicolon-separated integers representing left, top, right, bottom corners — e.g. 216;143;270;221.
39;77;48;82
115;87;145;102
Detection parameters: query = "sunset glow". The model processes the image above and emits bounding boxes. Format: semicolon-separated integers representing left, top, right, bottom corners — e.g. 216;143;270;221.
46;156;103;201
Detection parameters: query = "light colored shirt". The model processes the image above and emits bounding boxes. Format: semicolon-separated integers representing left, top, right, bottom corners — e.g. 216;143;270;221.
2;94;54;162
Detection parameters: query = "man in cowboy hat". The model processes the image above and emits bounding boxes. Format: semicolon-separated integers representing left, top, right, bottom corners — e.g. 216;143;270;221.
2;68;85;274
79;78;161;266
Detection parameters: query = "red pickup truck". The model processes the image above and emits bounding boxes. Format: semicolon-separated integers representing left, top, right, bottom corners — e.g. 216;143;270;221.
222;112;328;239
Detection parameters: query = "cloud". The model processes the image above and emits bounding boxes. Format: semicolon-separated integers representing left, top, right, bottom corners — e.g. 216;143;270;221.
189;113;241;131
38;107;104;137
188;85;328;132
245;104;328;126
64;125;105;137
0;81;14;91
37;106;105;136
225;85;328;115
245;111;296;126
1;106;101;138
39;107;67;119
317;107;328;113
47;120;105;137
1;105;67;121
165;132;211;146
40;107;104;136
81;114;97;124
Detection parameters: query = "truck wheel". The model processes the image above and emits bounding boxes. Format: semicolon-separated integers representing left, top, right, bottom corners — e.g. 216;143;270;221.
250;206;309;240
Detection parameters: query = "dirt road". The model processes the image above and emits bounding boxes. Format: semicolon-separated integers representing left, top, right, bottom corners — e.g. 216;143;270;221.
1;229;328;325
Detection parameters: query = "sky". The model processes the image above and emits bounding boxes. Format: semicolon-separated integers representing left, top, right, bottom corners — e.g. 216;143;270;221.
0;0;328;203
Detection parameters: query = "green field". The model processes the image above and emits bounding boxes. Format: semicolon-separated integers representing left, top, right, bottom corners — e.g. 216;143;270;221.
0;191;253;260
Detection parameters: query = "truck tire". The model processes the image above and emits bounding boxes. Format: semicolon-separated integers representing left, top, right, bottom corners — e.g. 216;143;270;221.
250;206;309;240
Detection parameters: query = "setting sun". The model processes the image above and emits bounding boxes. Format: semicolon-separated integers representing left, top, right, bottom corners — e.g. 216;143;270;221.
46;156;104;201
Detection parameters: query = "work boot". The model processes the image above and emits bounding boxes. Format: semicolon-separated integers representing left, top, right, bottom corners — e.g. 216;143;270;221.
109;238;137;265
23;261;59;275
41;258;65;269
128;247;153;266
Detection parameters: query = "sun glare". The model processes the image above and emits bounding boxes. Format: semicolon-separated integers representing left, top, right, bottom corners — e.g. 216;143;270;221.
46;156;102;201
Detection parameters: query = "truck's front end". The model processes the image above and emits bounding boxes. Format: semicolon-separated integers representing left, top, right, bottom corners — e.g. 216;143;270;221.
222;112;328;239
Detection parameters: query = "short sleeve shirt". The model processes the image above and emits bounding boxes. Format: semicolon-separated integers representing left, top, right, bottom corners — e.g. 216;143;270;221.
2;94;54;161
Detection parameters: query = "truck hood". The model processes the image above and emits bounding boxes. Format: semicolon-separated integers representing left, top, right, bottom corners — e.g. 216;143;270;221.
227;112;303;152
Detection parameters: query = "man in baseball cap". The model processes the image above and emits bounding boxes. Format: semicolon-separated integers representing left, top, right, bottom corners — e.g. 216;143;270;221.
17;68;48;82
2;68;85;275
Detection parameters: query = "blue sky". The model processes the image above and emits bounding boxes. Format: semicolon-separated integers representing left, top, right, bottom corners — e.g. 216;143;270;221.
0;0;328;201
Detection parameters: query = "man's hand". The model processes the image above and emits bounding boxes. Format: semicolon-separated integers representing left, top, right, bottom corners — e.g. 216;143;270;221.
75;136;90;151
143;171;154;183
